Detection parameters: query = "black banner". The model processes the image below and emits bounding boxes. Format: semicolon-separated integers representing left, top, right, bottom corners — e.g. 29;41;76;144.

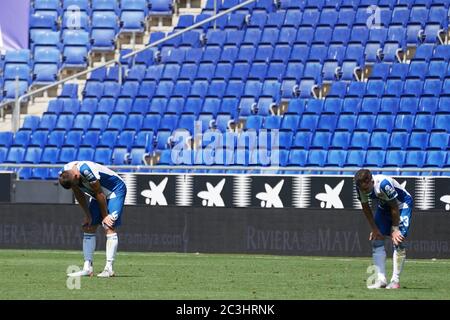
250;176;293;208
0;204;449;258
309;176;354;210
136;174;177;206
435;177;450;212
130;174;450;212
192;175;234;207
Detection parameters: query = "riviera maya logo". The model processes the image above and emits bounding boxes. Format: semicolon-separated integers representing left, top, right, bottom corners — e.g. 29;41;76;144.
256;180;285;208
315;180;345;209
141;178;168;206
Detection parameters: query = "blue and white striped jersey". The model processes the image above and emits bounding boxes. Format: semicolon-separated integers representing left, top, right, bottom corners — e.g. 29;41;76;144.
63;161;126;199
357;175;413;210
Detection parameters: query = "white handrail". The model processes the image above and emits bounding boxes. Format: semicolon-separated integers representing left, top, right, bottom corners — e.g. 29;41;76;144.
0;163;449;174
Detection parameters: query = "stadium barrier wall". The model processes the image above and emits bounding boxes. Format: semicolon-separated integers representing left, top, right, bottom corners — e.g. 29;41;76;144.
0;172;14;203
5;174;450;213
0;204;448;259
12;180;73;203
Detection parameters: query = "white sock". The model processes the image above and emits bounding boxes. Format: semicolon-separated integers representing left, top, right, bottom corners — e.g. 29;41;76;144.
106;233;118;270
83;233;96;268
392;247;406;283
372;242;387;282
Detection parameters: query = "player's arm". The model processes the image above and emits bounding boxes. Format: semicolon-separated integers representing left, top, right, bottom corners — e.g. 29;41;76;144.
72;185;90;218
90;180;108;220
361;202;377;230
361;202;383;240
387;199;400;228
387;199;404;245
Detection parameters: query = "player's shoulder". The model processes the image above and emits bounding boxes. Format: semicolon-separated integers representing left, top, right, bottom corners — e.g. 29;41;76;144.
63;161;78;171
78;162;98;180
377;176;397;197
78;161;94;171
374;174;394;186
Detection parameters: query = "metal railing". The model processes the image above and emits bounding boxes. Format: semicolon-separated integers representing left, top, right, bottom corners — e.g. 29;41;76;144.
0;163;449;178
0;0;259;131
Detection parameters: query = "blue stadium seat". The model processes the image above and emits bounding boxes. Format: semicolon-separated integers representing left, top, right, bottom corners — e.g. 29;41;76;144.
331;131;351;149
81;130;101;147
374;114;395;133
97;130;119;147
364;149;386;167
22;116;41;131
434;113;450;132
355;114;376;132
40;146;59;163
94;147;113;165
23;146;43;164
336;114;357;132
369;131;390;150
395;113;415;132
288;149;308;167
5;146;26;163
350;130;370;150
428;131;449;150
293;131;313;149
46;130;65;148
77;147;95;161
306;149;327;167
0;132;14;148
64;130;83;148
390;131;409;150
311;131;332;150
0;146;9;163
385;149;406;168
29;129;49;148
424;150;446;168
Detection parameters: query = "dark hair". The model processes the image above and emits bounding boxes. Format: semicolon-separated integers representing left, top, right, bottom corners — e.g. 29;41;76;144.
354;169;372;187
59;171;73;189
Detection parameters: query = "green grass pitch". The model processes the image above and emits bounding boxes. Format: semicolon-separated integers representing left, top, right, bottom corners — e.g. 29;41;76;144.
0;249;449;299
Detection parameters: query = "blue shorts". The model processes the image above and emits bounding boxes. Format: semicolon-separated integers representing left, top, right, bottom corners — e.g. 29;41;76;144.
89;194;126;228
375;204;412;238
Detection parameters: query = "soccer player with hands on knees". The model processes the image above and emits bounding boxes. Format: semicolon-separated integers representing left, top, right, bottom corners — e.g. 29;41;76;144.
355;169;413;290
59;161;127;278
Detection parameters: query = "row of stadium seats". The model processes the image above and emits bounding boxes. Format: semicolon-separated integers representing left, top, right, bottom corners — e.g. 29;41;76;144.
1;145;449;178
5;110;450;135
19;95;450;118
32;0;173;16
1;124;448;151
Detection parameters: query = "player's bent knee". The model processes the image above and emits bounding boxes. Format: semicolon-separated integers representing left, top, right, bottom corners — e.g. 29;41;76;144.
82;225;97;233
104;227;116;235
372;239;385;248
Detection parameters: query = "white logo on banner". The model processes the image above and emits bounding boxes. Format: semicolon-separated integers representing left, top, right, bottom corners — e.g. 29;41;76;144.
141;178;168;206
256;180;285;208
197;179;226;207
315;180;345;209
440;195;450;211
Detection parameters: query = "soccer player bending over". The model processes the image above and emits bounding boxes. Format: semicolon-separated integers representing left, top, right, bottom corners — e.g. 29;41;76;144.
354;169;413;289
59;161;127;278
